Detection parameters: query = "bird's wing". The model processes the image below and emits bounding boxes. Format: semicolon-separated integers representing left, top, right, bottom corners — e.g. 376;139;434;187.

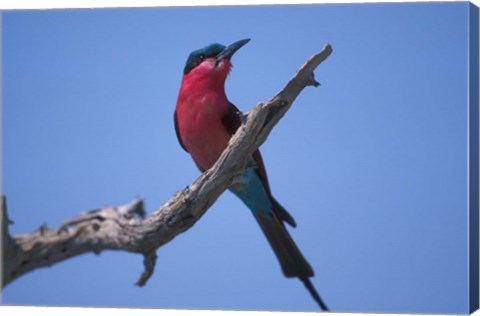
222;102;272;191
174;110;188;152
221;102;243;135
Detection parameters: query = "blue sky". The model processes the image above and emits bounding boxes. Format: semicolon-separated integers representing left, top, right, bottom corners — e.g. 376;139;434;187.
1;2;474;313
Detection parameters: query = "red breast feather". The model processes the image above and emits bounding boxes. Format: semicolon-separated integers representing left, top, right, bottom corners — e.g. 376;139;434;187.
175;58;233;170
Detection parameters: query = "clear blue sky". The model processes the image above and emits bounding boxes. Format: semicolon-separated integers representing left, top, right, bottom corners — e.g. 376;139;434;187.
1;2;473;313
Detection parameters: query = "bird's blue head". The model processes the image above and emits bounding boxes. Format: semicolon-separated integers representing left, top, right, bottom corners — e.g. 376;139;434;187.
183;39;250;75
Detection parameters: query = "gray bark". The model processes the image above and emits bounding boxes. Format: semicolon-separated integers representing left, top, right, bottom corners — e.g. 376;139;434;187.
1;44;332;288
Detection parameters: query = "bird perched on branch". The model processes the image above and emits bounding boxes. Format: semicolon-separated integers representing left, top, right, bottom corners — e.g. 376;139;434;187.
174;38;328;311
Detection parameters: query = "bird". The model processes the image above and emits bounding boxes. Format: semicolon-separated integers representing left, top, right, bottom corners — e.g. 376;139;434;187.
173;38;328;311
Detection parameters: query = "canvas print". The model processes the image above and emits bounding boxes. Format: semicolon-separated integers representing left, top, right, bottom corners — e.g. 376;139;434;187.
1;2;479;314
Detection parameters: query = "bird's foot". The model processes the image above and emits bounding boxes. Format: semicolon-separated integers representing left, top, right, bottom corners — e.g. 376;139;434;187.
237;110;249;124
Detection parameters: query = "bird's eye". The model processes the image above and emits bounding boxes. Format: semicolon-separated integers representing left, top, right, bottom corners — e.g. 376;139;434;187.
198;54;205;60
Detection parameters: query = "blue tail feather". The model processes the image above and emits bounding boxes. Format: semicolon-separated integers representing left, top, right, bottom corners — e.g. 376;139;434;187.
229;168;273;221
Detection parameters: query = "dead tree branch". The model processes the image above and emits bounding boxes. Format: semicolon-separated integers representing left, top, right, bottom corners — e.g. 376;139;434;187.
1;44;332;288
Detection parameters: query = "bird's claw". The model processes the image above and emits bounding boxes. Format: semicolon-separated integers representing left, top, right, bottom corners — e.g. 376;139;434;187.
237;111;249;124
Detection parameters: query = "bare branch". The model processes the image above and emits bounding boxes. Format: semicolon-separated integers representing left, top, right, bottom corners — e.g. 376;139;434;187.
2;44;333;288
3;198;147;286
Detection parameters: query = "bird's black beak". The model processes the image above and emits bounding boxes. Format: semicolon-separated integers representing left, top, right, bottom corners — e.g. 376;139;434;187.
216;38;250;62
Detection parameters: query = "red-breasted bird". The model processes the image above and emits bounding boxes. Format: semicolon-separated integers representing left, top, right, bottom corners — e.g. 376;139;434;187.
174;39;328;311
